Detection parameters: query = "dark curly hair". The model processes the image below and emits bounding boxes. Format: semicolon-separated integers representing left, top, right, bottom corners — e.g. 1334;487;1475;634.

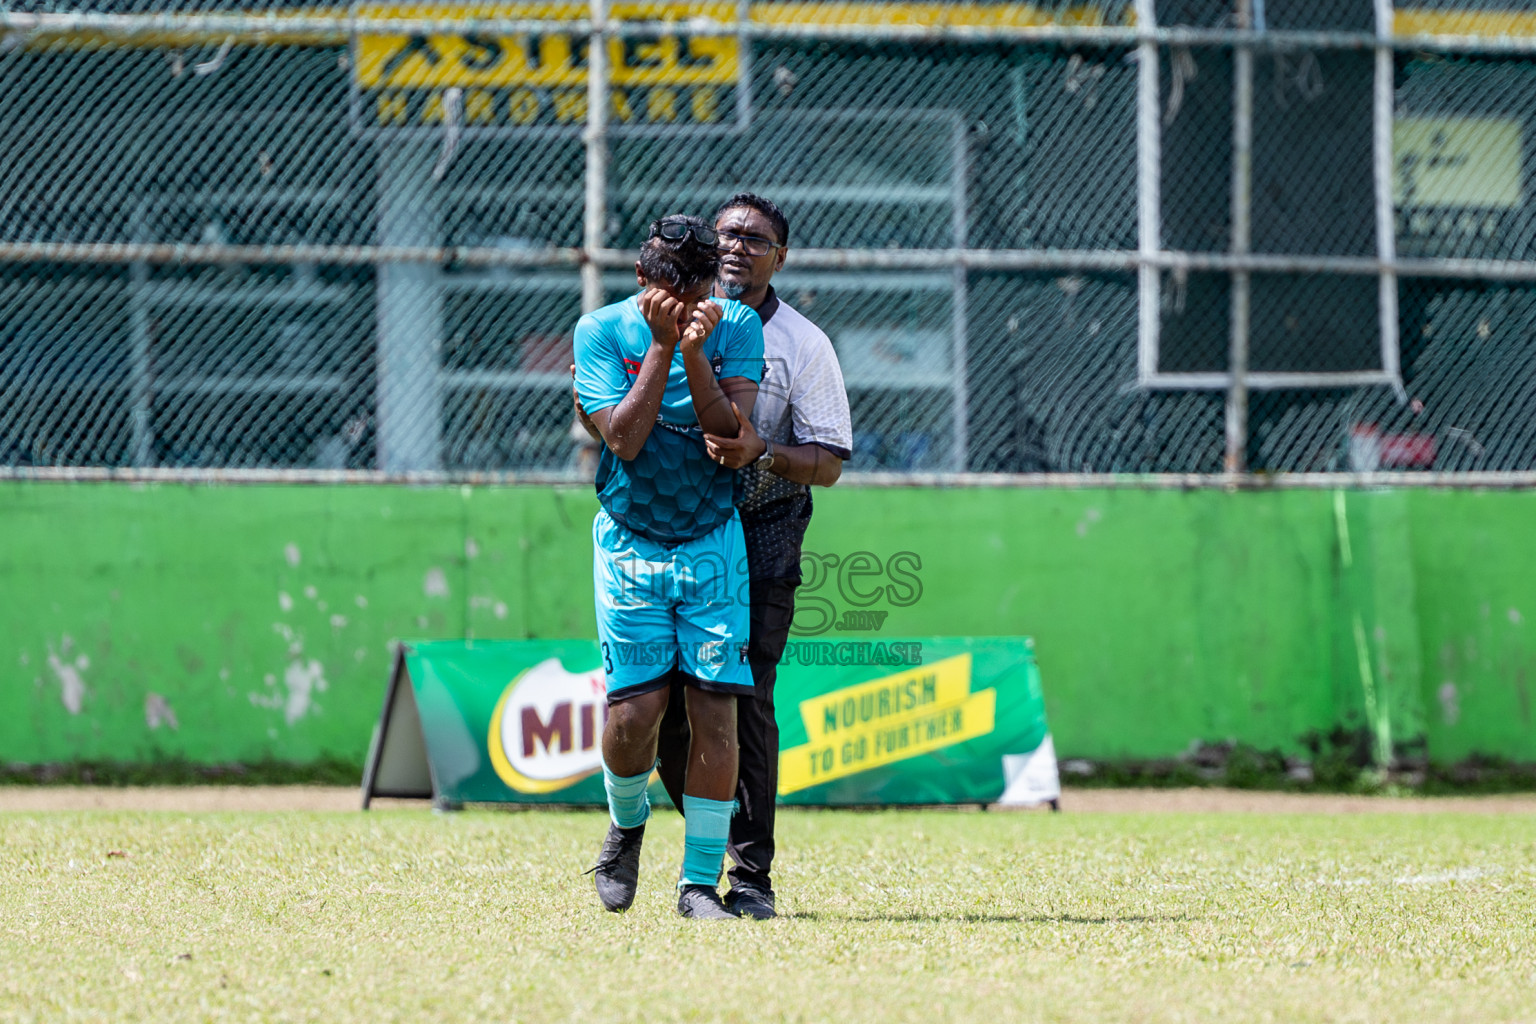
714;192;790;248
639;215;721;293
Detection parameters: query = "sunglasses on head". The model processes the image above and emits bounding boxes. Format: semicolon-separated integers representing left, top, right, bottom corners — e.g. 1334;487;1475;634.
649;218;718;247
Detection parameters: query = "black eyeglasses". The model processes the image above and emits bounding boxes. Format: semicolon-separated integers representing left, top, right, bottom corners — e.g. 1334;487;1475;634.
716;230;781;257
649;219;718;247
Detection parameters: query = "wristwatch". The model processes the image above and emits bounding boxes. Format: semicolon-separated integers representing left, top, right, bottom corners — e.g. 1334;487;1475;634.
753;439;776;471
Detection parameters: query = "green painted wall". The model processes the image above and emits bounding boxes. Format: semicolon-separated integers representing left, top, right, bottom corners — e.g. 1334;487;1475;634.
1405;491;1536;762
3;482;1533;766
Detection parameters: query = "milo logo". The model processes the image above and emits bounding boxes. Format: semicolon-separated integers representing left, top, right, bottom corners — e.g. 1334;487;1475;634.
487;658;608;793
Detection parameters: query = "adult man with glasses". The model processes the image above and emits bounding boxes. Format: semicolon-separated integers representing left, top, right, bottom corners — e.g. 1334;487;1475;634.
654;193;853;921
573;214;764;920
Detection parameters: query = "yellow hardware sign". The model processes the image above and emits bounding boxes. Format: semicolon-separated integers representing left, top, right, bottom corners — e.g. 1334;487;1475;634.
350;2;1121;129
354;3;740;88
1394;116;1523;209
354;2;741;128
777;653;996;794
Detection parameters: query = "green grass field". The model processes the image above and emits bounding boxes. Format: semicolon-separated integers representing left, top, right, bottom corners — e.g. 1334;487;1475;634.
4;806;1534;1023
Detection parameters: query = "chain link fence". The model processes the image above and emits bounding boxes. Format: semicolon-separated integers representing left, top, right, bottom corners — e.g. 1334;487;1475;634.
3;1;1536;480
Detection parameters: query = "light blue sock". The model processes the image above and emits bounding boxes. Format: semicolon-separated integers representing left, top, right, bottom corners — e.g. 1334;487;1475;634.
679;795;735;888
602;761;652;830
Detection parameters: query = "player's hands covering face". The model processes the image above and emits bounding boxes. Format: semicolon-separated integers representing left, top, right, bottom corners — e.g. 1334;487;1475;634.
638;287;688;348
679;298;723;356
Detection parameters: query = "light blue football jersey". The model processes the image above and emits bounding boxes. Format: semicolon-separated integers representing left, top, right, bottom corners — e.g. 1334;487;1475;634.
574;294;764;544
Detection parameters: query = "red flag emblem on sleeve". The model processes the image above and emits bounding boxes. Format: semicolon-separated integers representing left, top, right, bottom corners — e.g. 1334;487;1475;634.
622;358;642;376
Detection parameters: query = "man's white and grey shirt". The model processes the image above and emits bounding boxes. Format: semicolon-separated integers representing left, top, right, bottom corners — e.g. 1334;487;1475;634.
735;289;853;581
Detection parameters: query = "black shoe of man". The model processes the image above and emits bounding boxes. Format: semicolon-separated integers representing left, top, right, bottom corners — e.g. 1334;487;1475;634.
586;822;644;912
677;884;738;920
724;883;777;920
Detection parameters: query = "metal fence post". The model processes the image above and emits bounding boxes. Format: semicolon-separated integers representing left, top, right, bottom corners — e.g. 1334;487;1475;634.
127;198;156;468
950;115;970;472
1376;0;1402;397
1225;0;1254;475
1135;0;1161;387
583;0;609;315
376;144;444;472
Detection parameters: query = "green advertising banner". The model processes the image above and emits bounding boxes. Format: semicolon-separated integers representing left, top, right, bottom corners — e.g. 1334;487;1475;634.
361;638;1059;809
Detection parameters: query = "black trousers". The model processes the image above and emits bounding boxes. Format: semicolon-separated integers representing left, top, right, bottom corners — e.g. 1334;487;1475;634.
656;575;798;890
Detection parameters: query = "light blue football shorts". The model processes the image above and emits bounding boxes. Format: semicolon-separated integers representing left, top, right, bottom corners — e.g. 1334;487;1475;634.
592;507;754;702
